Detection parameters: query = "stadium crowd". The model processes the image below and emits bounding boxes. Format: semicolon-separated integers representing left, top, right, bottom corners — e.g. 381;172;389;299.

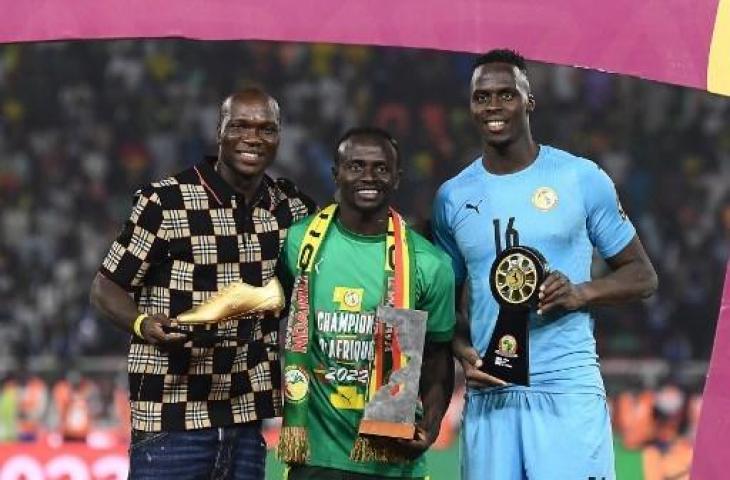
1;40;727;365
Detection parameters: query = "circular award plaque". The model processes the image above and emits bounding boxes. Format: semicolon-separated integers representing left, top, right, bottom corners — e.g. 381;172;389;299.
489;246;548;309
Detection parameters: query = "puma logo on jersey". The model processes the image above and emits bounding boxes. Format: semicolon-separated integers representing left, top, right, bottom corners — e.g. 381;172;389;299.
465;200;482;214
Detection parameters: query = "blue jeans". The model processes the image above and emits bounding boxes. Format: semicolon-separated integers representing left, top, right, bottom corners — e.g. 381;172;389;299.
128;421;266;480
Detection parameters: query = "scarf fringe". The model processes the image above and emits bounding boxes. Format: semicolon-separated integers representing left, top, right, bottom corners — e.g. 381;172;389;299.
278;426;310;464
349;435;410;464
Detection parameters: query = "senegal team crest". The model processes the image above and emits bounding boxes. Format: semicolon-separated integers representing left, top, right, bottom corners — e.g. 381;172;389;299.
284;366;309;403
333;286;364;312
531;187;558;211
496;335;519;358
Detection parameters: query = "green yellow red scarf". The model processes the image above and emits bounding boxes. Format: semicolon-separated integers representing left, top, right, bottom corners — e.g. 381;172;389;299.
278;204;416;464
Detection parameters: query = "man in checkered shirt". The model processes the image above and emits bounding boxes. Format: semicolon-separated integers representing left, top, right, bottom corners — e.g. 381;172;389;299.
90;88;315;479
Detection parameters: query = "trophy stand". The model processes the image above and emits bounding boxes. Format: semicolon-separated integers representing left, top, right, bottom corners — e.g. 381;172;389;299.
481;246;548;386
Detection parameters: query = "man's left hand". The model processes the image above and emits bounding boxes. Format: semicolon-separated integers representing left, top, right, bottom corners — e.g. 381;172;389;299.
537;270;587;315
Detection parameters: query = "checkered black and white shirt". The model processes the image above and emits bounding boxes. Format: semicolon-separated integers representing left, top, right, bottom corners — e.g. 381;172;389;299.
100;157;315;432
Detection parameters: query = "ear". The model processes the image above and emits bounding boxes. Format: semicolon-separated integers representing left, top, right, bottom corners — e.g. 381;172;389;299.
527;94;536;113
393;168;403;190
216;120;224;144
331;165;339;184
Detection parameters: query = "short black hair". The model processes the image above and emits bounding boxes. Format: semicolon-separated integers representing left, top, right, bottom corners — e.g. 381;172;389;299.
473;49;528;74
334;126;400;165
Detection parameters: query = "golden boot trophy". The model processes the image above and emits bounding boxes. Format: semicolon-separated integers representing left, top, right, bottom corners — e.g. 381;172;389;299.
177;278;285;326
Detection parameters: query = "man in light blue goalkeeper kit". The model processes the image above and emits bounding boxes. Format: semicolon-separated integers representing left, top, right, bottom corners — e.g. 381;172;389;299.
431;49;658;480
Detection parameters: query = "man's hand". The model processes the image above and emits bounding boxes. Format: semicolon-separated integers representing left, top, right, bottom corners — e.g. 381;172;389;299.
537;270;587;315
365;424;435;461
452;334;507;388
140;313;188;345
393;425;433;460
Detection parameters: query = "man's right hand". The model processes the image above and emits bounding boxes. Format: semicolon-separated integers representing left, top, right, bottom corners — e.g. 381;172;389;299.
452;334;507;388
140;313;188;345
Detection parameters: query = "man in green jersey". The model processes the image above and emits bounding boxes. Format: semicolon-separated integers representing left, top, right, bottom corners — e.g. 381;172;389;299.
278;127;455;479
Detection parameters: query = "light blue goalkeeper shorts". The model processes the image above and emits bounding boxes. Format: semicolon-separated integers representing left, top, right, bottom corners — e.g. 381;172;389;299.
461;390;615;480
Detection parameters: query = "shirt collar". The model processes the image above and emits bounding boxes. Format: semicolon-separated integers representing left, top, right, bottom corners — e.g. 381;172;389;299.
195;156;275;209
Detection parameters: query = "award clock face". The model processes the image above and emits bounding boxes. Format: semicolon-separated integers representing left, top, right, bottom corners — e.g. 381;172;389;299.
489;246;548;309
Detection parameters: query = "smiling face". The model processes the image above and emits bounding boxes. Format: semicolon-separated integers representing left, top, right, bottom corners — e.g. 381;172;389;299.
217;91;280;180
333;133;400;216
470;62;535;148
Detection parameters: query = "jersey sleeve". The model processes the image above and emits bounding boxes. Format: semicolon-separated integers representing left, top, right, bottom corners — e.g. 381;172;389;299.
282;217;309;279
99;187;169;290
581;165;636;259
431;184;467;285
415;245;456;343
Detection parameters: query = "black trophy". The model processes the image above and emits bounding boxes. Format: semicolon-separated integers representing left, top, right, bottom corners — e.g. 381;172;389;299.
481;245;548;386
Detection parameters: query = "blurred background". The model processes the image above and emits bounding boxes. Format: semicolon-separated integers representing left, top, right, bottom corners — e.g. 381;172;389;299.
0;40;728;479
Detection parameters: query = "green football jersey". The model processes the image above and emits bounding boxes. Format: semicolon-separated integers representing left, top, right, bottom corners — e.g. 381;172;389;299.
282;216;455;477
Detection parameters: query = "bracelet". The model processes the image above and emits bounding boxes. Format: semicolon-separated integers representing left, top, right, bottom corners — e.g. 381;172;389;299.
132;313;148;339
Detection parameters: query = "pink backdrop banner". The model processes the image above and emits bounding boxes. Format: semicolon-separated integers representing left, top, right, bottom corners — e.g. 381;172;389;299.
0;0;723;92
692;263;730;478
2;0;730;470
